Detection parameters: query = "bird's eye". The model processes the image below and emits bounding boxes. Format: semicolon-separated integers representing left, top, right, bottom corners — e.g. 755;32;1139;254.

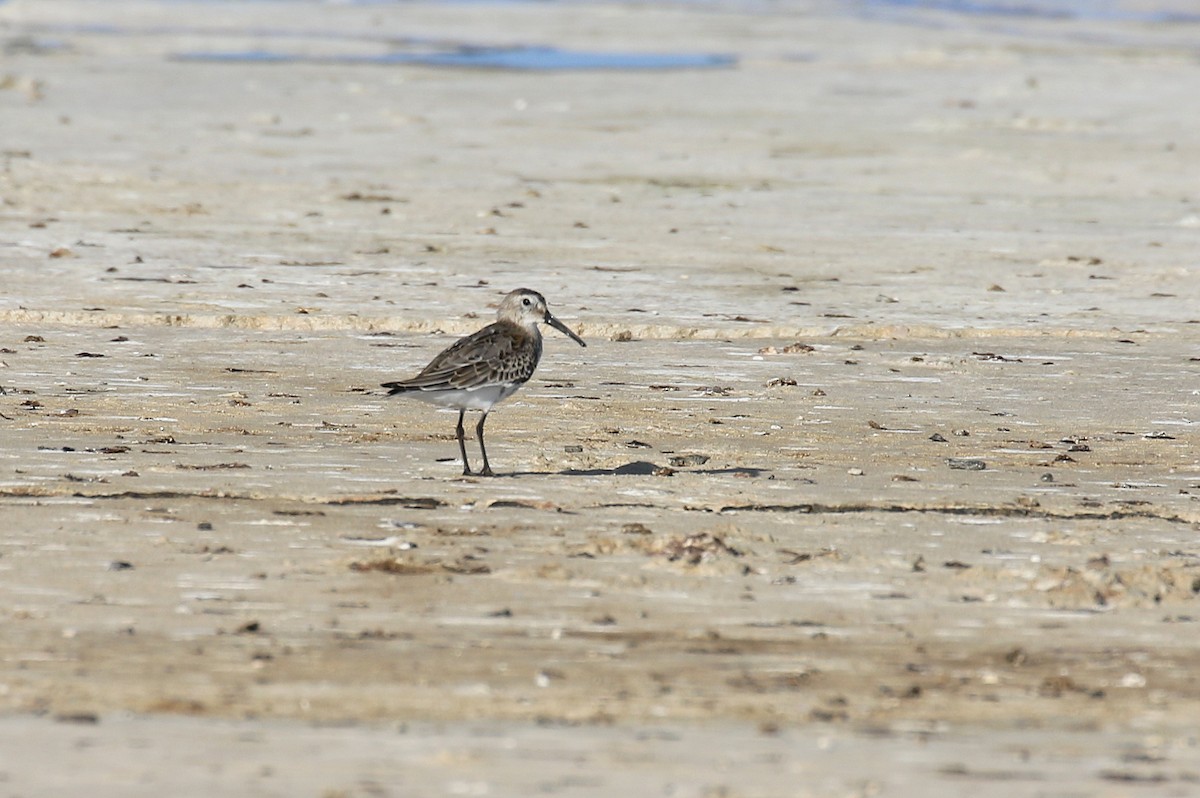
521;298;532;307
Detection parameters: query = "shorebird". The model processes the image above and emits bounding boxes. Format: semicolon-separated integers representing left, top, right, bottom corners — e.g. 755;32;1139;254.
382;288;586;476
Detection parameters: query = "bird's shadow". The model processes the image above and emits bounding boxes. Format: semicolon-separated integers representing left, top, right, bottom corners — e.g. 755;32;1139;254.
453;462;769;479
555;462;768;478
559;460;661;476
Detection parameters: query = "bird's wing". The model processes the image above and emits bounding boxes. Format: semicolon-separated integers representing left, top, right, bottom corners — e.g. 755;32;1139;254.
386;323;533;392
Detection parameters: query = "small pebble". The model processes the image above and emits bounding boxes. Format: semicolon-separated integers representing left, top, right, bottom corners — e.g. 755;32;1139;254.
947;458;986;471
54;712;99;725
669;454;709;467
847;467;865;476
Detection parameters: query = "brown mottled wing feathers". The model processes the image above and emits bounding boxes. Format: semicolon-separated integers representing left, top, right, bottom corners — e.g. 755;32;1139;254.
384;321;540;393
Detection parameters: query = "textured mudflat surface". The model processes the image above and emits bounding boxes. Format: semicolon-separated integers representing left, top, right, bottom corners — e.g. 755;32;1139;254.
1;0;1199;795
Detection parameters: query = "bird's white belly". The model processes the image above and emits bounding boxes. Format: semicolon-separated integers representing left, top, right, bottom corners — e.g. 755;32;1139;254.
412;383;521;411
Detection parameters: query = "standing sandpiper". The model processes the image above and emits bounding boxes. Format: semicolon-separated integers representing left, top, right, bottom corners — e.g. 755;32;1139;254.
382;288;586;476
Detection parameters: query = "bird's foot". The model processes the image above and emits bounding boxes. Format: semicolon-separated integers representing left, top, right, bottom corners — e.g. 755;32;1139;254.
461;466;474;477
479;465;495;477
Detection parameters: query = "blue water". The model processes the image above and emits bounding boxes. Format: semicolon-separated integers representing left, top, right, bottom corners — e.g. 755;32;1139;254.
24;19;736;72
11;0;1197;74
865;0;1200;23
130;0;1200;24
174;46;736;71
7;0;1200;18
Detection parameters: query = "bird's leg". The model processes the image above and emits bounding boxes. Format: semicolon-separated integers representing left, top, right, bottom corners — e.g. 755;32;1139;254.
476;411;494;477
456;409;473;476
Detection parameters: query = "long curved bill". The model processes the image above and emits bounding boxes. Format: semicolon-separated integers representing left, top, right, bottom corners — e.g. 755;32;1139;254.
545;313;587;347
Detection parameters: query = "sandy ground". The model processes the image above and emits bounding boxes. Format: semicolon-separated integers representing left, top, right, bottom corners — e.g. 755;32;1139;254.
2;0;1199;795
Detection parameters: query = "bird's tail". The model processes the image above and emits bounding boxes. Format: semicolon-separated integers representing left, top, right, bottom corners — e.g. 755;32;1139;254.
381;381;413;396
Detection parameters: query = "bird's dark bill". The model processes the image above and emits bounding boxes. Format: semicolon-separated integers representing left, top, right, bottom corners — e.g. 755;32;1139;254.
546;314;586;347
